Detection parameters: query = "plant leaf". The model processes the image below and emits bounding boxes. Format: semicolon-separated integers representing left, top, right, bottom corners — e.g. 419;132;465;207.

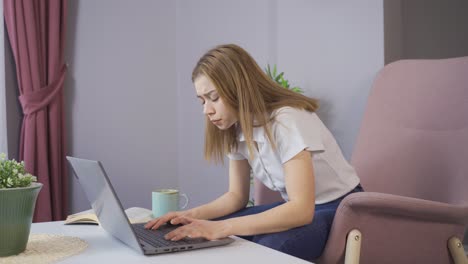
292;87;303;93
264;65;303;93
275;72;284;83
265;64;271;78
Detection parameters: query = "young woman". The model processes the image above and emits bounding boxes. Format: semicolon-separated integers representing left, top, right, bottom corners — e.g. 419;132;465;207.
145;44;362;260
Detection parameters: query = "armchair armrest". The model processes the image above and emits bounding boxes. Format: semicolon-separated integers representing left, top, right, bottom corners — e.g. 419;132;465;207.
340;192;468;224
317;192;468;264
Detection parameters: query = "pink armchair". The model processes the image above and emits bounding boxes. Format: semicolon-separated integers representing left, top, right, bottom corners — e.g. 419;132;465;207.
255;56;468;263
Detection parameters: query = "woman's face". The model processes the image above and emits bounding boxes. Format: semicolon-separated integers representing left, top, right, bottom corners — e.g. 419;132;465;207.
194;75;238;130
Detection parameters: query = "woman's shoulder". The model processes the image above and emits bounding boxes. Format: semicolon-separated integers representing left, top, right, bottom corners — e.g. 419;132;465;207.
270;106;323;135
272;106;317;121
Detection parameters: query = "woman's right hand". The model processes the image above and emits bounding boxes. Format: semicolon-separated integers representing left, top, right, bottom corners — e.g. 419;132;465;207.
144;210;193;230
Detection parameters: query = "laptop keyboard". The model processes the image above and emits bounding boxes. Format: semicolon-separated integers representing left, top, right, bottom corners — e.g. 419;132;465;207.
132;223;208;247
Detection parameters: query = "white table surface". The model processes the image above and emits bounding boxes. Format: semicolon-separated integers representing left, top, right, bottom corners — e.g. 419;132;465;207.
31;221;311;264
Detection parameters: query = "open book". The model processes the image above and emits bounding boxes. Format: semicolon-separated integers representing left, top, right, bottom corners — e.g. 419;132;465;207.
64;207;154;225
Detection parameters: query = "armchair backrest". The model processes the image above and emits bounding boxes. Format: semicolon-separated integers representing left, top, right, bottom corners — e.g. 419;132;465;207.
351;57;468;205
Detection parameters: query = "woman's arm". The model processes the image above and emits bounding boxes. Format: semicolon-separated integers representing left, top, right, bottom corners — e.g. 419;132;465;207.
145;159;251;230
222;150;315;236
188;158;251;220
164;150;315;240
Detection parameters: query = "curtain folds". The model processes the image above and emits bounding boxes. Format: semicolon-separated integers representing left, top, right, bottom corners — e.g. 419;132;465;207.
3;0;68;222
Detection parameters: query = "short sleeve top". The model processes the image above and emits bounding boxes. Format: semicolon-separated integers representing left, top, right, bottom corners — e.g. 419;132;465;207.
227;106;360;204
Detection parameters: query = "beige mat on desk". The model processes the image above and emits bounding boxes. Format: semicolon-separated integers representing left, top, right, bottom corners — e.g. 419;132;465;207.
0;234;88;264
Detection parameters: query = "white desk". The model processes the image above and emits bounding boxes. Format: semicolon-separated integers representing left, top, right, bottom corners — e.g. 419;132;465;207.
31;221;311;264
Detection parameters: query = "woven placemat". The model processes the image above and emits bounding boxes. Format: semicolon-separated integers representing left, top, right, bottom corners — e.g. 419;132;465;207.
0;233;88;264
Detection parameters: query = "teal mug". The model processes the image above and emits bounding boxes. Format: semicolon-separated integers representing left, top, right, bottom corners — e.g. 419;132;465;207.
152;189;189;218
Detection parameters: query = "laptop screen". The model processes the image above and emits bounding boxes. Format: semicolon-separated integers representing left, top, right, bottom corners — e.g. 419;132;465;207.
66;156;143;253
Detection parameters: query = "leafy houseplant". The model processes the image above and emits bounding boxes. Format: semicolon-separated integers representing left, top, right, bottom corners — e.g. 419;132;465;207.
265;64;303;94
0;153;42;257
0;154;37;188
247;65;304;206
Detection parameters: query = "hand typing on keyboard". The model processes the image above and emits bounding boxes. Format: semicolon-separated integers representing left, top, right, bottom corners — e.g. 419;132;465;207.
144;211;193;231
162;216;232;242
144;210;232;242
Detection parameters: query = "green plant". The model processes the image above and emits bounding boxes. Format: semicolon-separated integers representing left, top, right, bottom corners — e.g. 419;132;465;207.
265;64;303;93
0;153;36;189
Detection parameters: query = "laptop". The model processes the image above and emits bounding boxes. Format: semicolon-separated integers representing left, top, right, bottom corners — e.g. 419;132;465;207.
66;156;235;255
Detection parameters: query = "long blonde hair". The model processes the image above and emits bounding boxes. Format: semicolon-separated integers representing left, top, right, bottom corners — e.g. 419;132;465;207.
192;44;319;163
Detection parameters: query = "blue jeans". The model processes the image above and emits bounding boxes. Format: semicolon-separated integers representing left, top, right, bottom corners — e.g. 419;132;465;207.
214;185;364;261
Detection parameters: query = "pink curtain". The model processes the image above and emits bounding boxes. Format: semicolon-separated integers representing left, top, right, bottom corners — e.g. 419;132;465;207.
4;0;68;222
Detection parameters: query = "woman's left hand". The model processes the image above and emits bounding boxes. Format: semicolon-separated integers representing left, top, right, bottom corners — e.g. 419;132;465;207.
164;217;231;241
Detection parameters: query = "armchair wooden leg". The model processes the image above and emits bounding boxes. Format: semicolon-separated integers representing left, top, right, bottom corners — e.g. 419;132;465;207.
448;237;468;264
345;229;362;264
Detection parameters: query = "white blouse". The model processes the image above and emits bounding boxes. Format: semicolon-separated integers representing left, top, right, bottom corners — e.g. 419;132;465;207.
227;106;360;204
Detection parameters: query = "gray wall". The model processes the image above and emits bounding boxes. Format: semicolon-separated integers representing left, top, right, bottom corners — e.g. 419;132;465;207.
56;0;383;213
66;0;178;212
385;0;468;64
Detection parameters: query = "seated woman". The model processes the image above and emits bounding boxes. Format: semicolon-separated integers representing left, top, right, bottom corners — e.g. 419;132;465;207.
145;44;363;260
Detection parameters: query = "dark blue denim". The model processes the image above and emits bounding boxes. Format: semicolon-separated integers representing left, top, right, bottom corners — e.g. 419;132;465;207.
214;184;364;261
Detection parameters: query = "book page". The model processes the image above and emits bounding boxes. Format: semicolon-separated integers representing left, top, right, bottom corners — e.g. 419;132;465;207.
64;207;153;225
126;207;154;224
65;209;98;224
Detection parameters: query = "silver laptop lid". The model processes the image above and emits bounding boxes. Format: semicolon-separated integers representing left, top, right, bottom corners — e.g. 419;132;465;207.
66;156;143;253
